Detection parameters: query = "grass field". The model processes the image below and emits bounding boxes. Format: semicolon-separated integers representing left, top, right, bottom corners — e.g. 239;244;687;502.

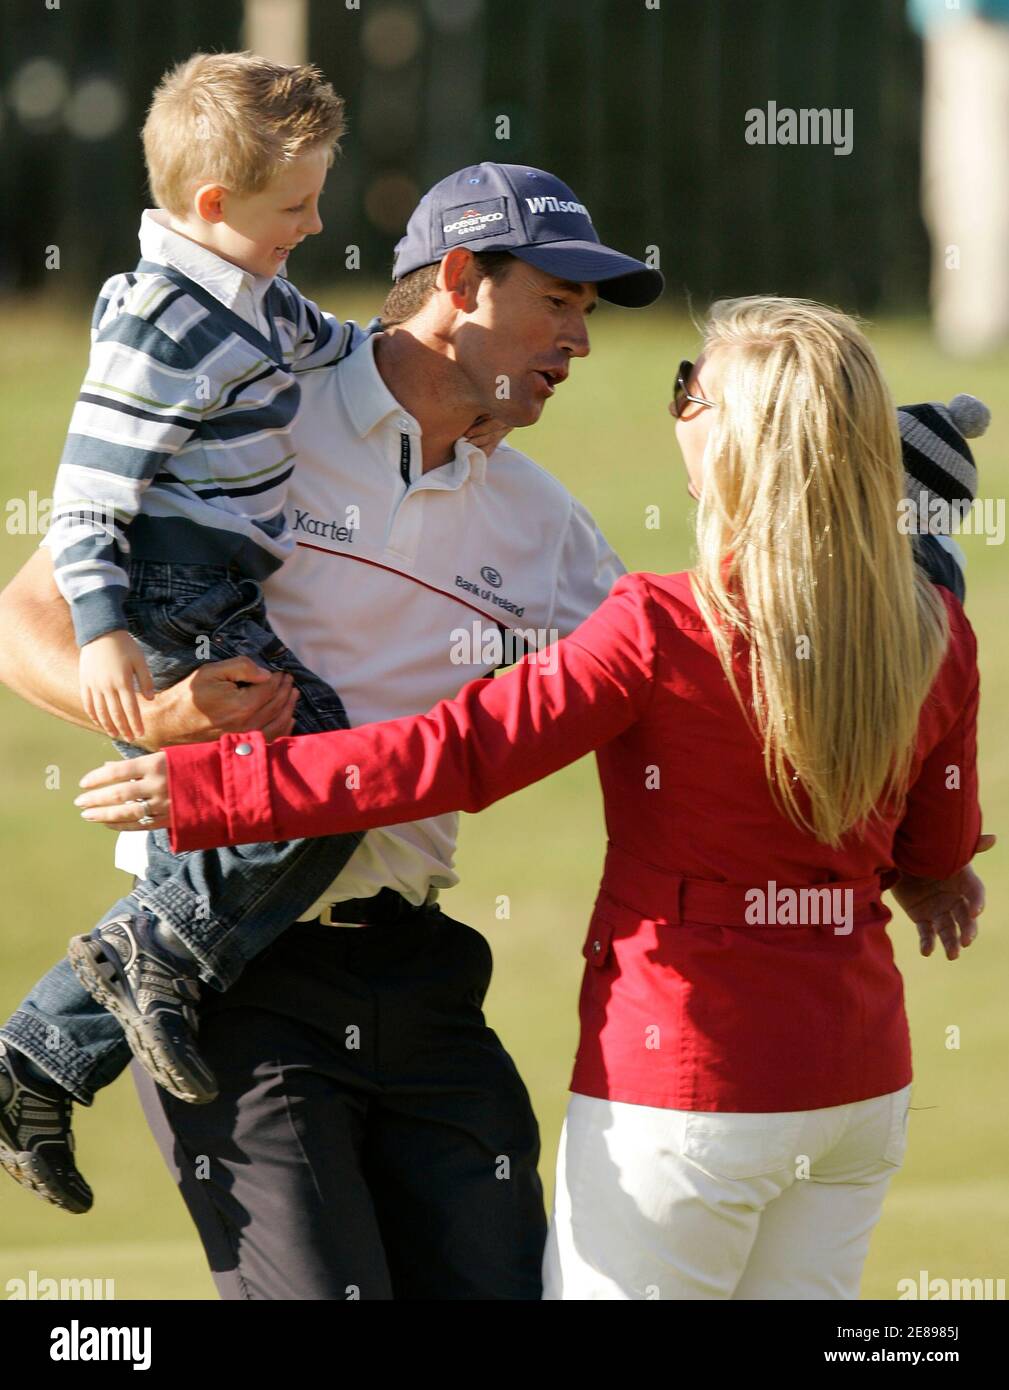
0;284;1006;1301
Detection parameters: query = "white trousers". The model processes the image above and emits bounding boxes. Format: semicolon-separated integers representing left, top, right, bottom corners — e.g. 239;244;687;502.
543;1085;912;1300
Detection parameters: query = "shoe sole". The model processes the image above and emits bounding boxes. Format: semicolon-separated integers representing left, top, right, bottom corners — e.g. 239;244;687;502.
0;1136;92;1214
67;935;219;1105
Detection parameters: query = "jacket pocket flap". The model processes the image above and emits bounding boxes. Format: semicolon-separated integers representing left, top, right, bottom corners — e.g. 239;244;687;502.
582;895;639;968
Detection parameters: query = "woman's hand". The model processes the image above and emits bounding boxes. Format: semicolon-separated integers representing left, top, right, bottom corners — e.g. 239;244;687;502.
75;752;171;831
889;833;996;960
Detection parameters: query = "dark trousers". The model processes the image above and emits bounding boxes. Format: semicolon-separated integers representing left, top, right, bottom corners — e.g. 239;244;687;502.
133;902;547;1300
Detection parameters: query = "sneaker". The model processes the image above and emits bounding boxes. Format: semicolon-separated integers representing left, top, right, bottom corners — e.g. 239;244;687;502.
0;1040;93;1213
68;914;218;1105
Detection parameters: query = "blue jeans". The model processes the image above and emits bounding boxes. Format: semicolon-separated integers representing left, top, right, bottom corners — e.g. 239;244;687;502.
0;561;363;1103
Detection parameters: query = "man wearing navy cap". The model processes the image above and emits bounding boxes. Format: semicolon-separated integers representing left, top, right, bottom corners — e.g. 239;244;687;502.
394;161;662;308
0;163;661;1299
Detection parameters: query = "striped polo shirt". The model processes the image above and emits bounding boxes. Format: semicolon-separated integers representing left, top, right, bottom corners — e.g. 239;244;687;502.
43;209;364;646
112;334;627;913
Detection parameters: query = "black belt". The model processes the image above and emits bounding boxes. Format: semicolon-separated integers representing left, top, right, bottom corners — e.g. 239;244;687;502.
308;887;436;928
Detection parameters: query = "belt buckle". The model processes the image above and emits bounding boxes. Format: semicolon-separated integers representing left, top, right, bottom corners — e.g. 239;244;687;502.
318;905;367;928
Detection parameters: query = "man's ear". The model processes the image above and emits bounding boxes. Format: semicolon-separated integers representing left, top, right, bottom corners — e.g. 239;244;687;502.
439;248;482;313
193;183;228;225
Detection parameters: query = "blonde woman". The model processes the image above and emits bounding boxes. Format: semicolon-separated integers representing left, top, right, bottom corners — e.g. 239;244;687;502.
81;297;985;1300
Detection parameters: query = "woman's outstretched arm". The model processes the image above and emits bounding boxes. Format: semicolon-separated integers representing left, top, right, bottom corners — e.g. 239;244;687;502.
891;592;982;881
161;573;659;851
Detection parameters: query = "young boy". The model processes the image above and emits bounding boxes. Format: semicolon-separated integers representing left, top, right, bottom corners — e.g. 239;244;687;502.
900;392;990;601
0;52;477;1215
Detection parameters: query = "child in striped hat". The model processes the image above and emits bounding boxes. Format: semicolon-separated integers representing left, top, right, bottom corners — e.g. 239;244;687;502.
900;393;990;602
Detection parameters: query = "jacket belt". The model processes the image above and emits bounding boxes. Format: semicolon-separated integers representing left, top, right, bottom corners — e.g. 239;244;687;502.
599;843;888;928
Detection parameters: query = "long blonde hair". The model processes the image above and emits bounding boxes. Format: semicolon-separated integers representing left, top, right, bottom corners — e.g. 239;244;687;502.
689;296;949;846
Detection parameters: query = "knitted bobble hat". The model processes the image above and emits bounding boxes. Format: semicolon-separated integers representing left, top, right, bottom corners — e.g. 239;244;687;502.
898;393;990;512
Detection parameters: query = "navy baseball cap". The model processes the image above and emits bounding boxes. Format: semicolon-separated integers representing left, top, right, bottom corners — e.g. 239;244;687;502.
392;162;664;308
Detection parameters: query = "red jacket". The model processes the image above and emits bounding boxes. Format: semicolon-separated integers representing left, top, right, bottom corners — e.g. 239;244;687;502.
165;571;982;1112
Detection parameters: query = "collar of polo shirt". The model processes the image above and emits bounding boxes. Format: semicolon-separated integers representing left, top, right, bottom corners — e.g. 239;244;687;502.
139;208;277;318
337;334;490;485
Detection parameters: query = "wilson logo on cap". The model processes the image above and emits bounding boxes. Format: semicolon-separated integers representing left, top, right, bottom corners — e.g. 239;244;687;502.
524;196;591;219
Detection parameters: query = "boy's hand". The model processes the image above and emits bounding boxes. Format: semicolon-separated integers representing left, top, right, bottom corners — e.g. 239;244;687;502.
79;629;156;744
889;833;996;960
465;414;512;456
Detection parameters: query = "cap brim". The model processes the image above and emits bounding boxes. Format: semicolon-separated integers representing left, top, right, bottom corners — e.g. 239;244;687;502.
509;240;664;307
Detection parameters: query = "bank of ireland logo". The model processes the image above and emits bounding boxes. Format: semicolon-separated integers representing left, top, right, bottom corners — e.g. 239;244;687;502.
480;565;502;588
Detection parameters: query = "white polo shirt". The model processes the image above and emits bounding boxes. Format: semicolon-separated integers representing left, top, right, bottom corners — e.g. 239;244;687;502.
115;333;626;916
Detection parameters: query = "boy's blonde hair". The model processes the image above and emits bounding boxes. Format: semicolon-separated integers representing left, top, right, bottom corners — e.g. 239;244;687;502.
689;295;950;847
143;51;346;216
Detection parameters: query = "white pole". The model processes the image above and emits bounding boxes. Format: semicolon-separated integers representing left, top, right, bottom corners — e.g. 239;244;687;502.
243;0;310;65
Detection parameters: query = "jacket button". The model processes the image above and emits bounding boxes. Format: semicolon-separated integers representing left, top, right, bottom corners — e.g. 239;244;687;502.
592;939;602;954
235;742;253;756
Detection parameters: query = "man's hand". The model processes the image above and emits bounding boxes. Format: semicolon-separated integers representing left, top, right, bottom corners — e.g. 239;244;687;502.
888;833;996;960
137;656;298;751
75;654;305;824
0;549;297;748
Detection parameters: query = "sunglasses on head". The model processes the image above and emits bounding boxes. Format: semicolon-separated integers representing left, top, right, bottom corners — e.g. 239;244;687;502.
672;359;717;418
